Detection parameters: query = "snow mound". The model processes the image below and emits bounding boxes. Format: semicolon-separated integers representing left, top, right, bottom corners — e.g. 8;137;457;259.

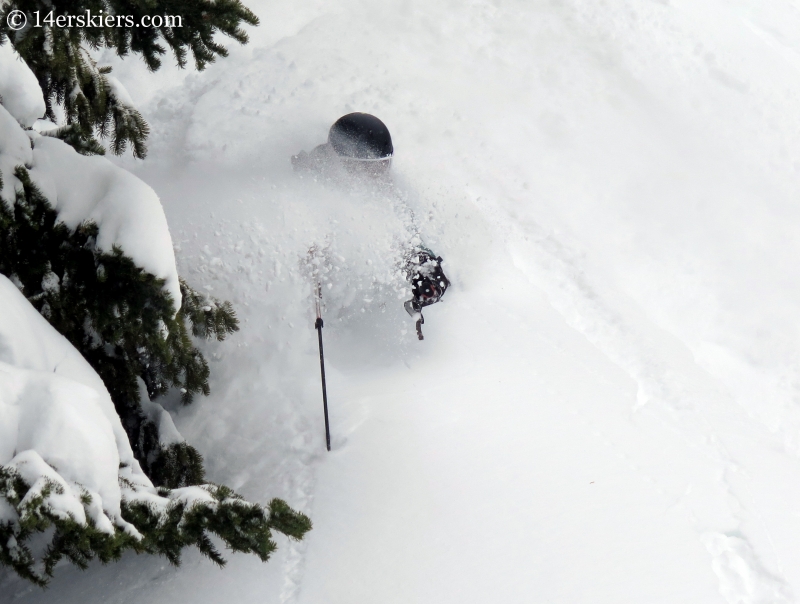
0;274;150;536
0;276;133;457
0;365;120;529
0;43;45;128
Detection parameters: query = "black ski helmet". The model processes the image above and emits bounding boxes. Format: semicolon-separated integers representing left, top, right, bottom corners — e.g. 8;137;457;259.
328;113;393;161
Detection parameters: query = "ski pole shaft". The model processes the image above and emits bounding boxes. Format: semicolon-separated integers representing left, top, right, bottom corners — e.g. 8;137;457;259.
315;317;331;451
313;280;331;451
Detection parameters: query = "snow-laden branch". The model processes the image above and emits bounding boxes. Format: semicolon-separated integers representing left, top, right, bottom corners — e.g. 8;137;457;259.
0;44;180;306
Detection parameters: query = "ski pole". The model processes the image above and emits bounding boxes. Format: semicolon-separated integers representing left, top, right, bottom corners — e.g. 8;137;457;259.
314;282;331;451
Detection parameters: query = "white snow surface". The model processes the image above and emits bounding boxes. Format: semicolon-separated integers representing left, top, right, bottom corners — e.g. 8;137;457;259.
5;0;800;602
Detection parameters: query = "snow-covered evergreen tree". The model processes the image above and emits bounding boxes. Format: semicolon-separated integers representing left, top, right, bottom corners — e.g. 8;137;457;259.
0;0;259;489
0;33;310;586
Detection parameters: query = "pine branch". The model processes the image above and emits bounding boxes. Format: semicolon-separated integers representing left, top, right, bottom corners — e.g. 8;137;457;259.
40;124;106;156
0;467;310;585
0;0;258;158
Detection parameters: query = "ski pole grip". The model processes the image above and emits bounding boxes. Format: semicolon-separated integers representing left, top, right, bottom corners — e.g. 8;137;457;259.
315;318;324;329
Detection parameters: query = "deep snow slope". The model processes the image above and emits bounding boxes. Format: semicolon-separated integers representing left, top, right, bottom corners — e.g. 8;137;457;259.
6;0;800;602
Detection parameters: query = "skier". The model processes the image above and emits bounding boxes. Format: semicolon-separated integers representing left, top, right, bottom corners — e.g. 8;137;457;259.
292;112;394;178
293;113;450;339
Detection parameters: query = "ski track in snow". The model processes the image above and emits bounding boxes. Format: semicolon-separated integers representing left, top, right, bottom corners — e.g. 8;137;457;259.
7;0;800;602
505;212;797;603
